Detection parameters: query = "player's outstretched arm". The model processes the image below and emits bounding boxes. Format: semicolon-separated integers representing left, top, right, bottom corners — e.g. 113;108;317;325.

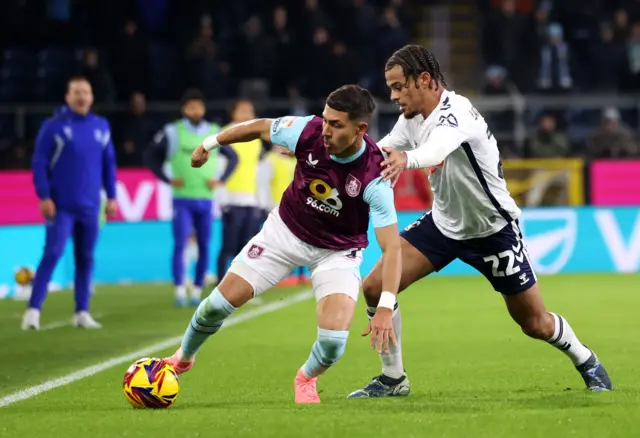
365;223;402;354
191;118;274;167
361;177;401;353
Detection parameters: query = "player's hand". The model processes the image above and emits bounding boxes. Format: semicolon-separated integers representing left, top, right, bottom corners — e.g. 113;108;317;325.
380;147;407;188
40;198;56;220
191;144;210;168
206;179;221;189
170;178;184;188
361;307;396;354
273;145;294;157
105;199;118;217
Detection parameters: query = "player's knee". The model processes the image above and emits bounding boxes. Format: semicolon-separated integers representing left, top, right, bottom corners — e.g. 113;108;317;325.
316;328;349;366
519;313;554;340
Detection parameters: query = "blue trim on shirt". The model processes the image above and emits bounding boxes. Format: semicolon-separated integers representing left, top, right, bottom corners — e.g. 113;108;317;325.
270;115;314;152
163;123;179;160
363;177;397;228
330;140;366;163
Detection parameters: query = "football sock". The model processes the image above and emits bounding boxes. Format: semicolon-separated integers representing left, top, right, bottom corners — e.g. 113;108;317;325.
547;312;592;366
175;285;187;300
180;287;236;360
302;328;349;378
367;304;404;379
190;286;202;300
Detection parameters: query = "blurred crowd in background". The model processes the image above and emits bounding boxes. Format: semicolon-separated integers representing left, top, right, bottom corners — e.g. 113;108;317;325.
0;0;639;169
479;0;640;160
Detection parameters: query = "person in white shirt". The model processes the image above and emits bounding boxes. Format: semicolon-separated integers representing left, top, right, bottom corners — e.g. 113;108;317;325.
349;45;613;398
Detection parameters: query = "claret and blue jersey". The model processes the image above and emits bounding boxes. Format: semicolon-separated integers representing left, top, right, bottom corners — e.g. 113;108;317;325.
269;115;397;250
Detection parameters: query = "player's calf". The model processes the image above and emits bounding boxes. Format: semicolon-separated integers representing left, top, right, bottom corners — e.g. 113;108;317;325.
301;327;349;378
164;273;253;373
295;282;356;404
504;286;613;391
296;327;349;404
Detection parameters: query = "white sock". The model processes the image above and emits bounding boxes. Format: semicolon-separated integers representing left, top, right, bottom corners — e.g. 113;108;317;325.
547;312;592;366
175;285;187;299
367;305;404;379
190;286;202;300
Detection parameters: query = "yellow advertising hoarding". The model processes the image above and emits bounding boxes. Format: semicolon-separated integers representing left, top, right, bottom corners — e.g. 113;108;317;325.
502;158;585;206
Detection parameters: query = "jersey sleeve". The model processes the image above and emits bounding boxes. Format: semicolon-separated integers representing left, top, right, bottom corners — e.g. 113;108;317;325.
161;123;178;160
377;116;412;152
363;177;397;228
270;115;315;152
405;108;472;170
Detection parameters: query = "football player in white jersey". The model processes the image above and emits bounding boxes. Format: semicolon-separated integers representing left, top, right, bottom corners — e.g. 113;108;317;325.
348;45;613;398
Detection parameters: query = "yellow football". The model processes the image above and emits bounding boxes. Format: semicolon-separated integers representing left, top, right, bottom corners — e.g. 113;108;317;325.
122;357;180;409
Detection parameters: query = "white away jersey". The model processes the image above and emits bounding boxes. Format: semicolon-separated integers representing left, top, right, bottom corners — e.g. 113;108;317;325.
379;90;521;240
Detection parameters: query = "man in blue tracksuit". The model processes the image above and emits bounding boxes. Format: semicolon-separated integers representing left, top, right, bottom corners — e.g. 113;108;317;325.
23;76;117;330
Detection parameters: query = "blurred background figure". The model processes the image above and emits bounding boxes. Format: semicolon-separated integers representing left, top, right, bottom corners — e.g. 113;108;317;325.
144;89;237;307
586;108;638;159
24;76;117;330
215;99;263;280
257;146;312;287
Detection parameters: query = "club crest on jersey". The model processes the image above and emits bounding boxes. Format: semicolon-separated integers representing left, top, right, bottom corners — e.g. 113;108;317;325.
247;244;264;259
345;175;362;197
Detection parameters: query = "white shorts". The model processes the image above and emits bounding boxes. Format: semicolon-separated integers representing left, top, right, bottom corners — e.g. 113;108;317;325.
228;208;363;302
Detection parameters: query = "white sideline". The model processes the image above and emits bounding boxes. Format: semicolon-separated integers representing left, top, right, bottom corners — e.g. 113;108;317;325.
0;289;313;408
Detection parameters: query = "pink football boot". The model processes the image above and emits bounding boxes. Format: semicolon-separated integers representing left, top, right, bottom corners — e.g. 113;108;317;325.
163;348;194;375
294;369;321;404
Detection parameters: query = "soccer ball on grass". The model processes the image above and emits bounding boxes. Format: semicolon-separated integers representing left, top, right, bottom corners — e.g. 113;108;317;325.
122;357;180;409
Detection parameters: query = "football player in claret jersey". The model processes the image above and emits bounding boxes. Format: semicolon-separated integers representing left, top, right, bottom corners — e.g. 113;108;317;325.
348;45;613;398
164;85;403;404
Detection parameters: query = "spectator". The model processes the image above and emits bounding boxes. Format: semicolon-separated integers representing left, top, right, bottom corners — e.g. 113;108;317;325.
111;19;150;101
538;23;573;91
304;27;333;99
591;22;627;91
586;108;638;158
483;0;527;84
613;9;630;42
79;48;116;103
623;22;640;91
528;114;570;158
185;16;230;99
232;16;274;82
269;6;294;97
118;92;156;167
482;66;516;139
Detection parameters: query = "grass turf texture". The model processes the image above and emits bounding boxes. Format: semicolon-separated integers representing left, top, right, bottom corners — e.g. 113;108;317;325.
1;274;639;438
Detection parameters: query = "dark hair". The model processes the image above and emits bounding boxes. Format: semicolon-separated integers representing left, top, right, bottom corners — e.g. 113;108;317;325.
325;84;375;122
67;75;90;90
180;88;206;106
229;98;253;116
385;45;447;89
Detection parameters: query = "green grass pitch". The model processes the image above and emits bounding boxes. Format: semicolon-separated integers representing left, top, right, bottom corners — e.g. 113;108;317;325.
1;273;639;438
